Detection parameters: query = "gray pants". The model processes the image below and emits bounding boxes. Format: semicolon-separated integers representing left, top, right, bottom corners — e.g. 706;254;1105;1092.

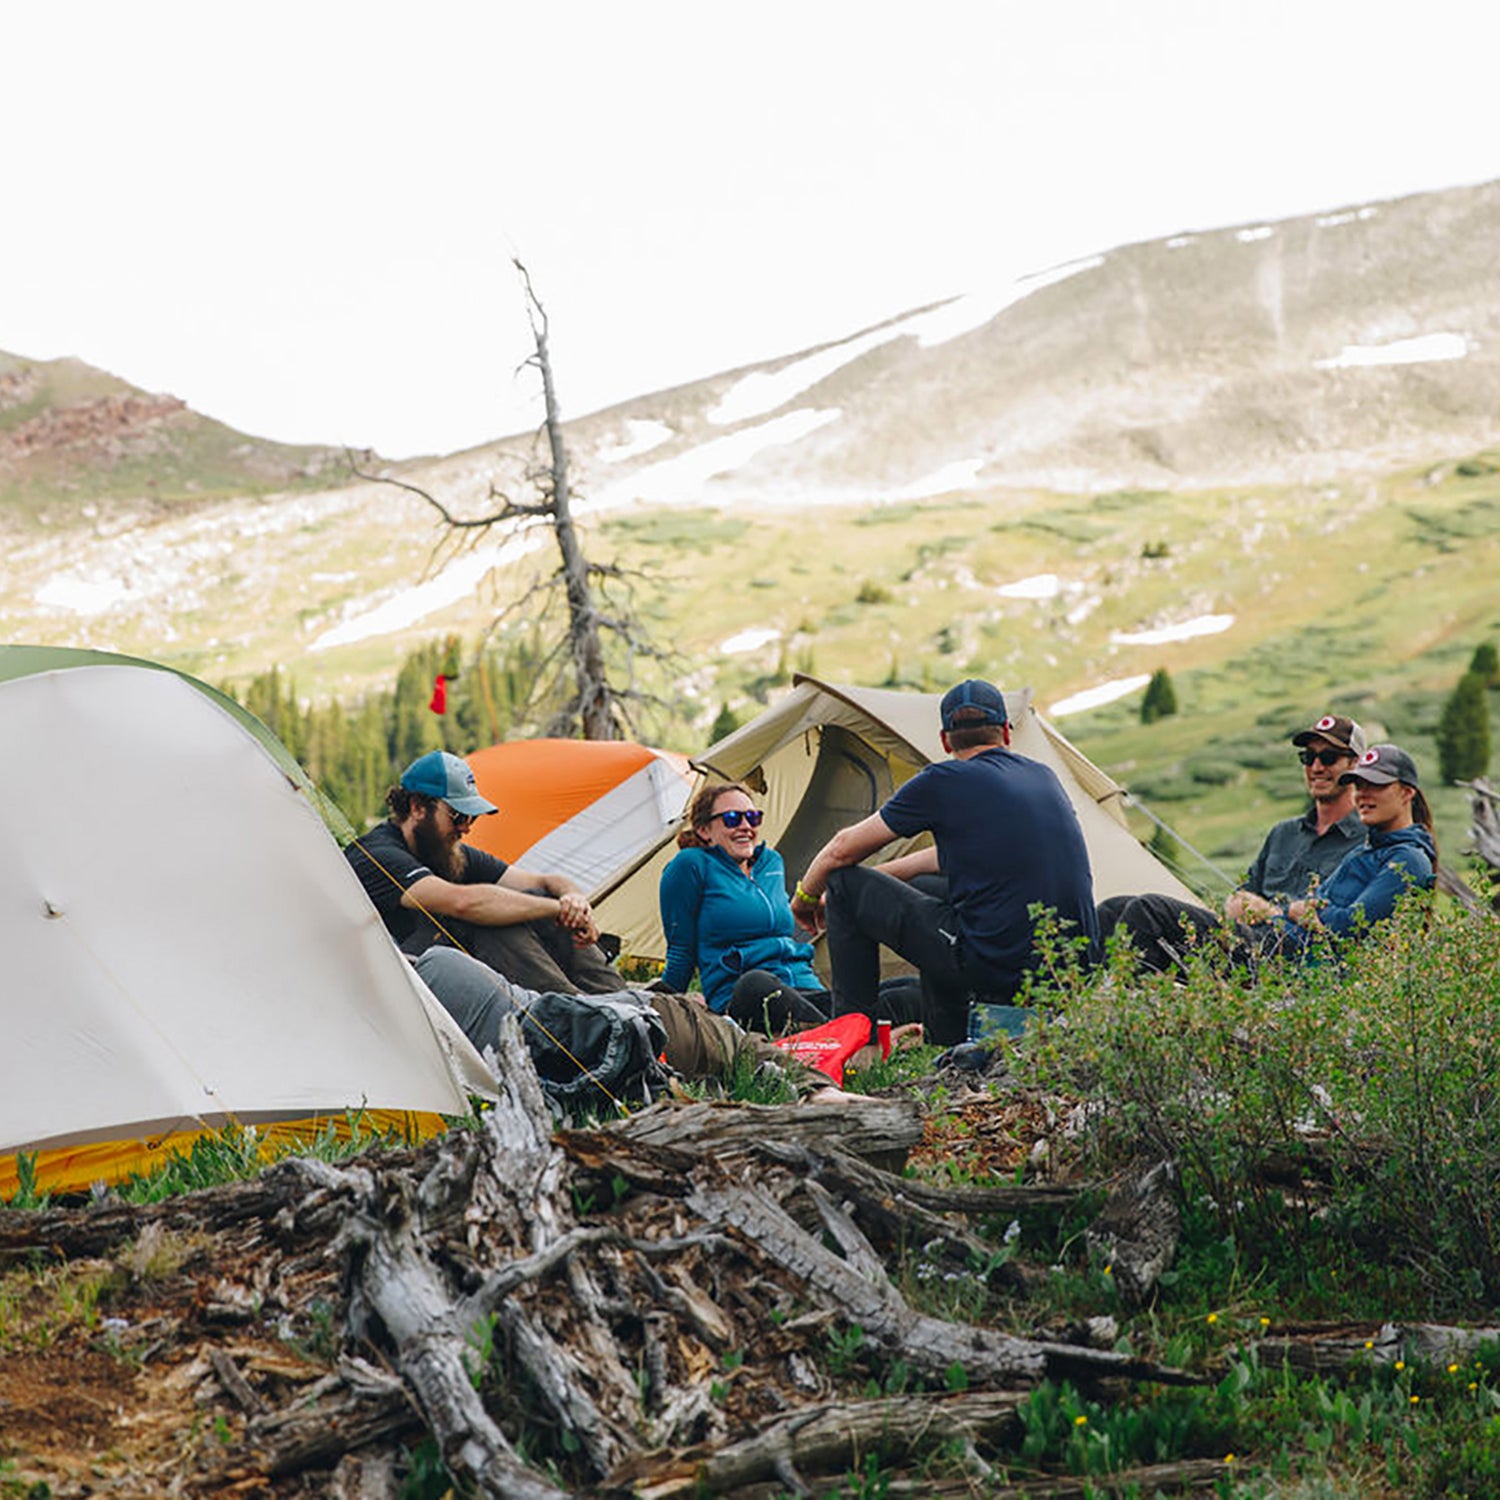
411;947;790;1087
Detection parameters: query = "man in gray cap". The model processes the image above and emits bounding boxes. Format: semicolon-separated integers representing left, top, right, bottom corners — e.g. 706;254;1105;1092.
791;680;1099;1046
1100;712;1369;969
345;750;619;993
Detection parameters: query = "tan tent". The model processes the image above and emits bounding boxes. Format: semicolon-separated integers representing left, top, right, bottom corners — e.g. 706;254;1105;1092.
0;651;495;1196
594;675;1199;963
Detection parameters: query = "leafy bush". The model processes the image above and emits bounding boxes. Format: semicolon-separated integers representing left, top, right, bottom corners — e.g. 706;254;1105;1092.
1026;901;1500;1309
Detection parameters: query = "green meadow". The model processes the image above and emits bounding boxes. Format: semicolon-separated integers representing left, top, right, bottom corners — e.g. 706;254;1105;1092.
5;449;1498;883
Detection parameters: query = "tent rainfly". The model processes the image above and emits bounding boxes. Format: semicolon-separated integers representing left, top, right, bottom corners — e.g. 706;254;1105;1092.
0;649;494;1196
463;738;694;895
593;675;1201;964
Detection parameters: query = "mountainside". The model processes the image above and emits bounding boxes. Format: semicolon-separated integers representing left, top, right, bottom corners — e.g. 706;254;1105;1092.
0;350;350;522
3;180;1500;880
546;178;1500;506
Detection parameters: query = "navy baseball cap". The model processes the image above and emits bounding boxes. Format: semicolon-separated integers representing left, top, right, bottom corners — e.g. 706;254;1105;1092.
400;751;498;816
940;679;1008;732
1339;743;1420;789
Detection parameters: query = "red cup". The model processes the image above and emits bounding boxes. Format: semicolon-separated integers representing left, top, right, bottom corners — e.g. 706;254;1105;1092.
877;1019;892;1059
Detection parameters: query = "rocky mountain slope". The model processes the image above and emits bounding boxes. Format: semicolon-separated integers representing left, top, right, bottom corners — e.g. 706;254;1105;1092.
0;350;349;521
550;178;1500;506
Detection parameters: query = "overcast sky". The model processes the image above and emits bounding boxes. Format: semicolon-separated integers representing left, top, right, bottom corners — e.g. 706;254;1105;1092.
7;1;1500;458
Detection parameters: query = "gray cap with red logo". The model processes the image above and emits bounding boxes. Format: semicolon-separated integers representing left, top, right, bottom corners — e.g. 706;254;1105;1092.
1338;743;1421;788
1291;714;1367;755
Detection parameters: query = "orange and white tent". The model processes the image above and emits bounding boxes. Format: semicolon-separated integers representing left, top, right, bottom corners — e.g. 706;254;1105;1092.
463;739;694;896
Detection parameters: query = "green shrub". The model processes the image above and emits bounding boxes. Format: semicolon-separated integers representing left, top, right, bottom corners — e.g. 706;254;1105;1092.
1141;667;1178;724
1186;760;1240;786
1025;901;1500;1310
1435;672;1491;782
1470;641;1499;687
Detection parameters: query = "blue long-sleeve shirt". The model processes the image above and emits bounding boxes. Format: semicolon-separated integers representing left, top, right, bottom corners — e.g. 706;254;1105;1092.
1275;824;1436;953
658;843;821;1012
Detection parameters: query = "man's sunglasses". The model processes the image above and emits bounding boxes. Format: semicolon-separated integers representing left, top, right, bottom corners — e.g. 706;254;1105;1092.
441;802;477;828
1298;749;1349;768
712;808;764;829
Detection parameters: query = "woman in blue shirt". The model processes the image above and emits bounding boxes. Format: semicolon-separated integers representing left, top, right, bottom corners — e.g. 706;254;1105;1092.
659;782;831;1033
1276;742;1437;951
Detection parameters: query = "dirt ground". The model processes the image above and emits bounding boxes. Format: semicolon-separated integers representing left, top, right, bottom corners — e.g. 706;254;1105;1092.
0;1245;345;1499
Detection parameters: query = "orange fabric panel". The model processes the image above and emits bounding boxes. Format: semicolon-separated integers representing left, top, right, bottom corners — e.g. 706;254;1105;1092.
464;739;657;863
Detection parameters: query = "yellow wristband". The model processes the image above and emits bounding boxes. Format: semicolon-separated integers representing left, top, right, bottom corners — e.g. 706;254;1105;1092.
794;882;818;905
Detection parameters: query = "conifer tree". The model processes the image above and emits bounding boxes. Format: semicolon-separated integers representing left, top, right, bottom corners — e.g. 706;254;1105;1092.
1436;672;1492;783
1470;641;1499;688
1140;667;1178;725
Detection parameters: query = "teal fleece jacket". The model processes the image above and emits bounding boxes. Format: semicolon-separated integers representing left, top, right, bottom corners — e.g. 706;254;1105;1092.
658;843;821;1012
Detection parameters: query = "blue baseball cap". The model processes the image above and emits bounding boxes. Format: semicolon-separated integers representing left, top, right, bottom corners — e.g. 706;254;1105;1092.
940;679;1008;732
400;751;498;816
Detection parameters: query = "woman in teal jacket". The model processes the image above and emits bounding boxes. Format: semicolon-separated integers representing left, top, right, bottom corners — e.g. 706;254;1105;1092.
659;781;831;1033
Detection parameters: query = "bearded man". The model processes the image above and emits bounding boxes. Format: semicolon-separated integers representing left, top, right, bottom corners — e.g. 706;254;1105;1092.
345;750;620;994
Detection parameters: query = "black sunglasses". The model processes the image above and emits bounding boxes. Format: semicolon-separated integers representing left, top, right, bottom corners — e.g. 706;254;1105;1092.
1298;748;1348;768
711;808;764;829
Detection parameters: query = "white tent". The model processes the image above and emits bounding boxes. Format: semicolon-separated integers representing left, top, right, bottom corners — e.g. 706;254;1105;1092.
0;654;494;1194
594;675;1200;962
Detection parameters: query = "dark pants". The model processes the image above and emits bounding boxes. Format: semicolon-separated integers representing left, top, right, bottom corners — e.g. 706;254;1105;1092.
728;970;831;1034
401;911;622;995
411;946;787;1088
1101;893;1283;974
726;971;927;1037
824;865;1013;1047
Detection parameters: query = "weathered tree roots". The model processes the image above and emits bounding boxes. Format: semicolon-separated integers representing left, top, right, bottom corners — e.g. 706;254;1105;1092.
8;1021;1209;1495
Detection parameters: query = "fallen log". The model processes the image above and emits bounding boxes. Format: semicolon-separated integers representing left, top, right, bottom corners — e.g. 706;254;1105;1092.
1259;1320;1500;1374
620;1388;1028;1497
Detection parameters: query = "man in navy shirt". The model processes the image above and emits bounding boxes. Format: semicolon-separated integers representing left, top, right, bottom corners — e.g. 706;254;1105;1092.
791;680;1098;1045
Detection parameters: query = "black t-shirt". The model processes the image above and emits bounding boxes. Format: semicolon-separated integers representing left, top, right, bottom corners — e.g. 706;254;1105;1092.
880;748;1099;982
345;820;508;946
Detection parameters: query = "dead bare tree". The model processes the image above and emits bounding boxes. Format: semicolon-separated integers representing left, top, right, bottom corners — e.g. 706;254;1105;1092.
349;260;670;740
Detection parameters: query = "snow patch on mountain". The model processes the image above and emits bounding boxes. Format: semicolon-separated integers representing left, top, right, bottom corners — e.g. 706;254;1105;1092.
1049;675;1152;717
598;419;673;462
721;627;781;655
705;257;1105;426
1111;614;1235;647
1315;332;1469;369
593;408;841;505
894;459;986;499
997;573;1061;600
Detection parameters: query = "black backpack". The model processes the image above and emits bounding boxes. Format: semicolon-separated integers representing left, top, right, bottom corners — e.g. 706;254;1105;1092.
517;989;671;1115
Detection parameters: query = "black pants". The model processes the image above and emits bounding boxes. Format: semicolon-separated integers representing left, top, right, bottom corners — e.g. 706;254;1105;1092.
726;970;927;1037
1100;892;1283;974
824;865;1012;1047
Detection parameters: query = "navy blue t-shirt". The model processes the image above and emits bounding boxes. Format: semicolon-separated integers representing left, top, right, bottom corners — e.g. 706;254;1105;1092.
879;748;1099;983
